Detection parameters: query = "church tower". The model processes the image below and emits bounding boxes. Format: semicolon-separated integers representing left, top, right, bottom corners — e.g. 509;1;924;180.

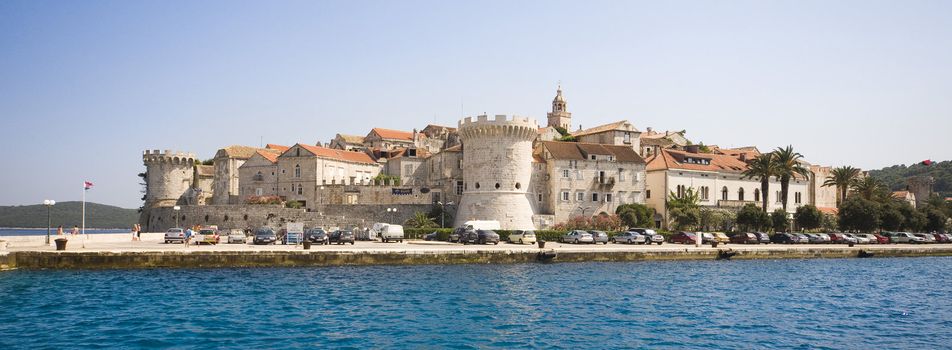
546;85;572;130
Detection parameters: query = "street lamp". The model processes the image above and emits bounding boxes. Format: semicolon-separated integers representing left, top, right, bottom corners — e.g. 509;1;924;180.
437;201;454;228
43;200;55;244
386;207;397;224
173;205;181;228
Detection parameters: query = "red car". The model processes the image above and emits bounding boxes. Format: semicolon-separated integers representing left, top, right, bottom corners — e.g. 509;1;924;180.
873;234;890;244
934;233;952;243
730;232;759;244
670;231;699;244
828;233;850;244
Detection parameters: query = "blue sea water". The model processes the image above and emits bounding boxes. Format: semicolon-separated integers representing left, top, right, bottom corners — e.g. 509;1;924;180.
0;228;129;236
1;258;951;349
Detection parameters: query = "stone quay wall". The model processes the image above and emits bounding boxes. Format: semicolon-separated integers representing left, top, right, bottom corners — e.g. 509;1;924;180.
142;204;436;232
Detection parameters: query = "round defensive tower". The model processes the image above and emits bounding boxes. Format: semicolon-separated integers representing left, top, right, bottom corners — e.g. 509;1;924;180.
454;114;538;230
142;149;196;208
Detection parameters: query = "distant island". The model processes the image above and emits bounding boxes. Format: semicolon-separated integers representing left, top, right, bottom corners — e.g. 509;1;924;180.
0;202;138;229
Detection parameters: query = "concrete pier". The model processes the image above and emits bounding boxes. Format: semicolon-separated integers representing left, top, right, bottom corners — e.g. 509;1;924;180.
2;233;951;269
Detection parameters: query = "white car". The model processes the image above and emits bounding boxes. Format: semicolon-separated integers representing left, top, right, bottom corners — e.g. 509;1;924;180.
890;232;924;243
855;233;879;244
508;230;537;244
227;229;246;244
845;233;870;244
913;233;936;243
164;228;185;244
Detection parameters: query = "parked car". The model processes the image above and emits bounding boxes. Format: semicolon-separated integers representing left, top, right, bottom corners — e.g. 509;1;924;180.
449;227;472;243
730;232;759;244
612;231;645;244
770;233;799;244
873;234;890;244
790;233;809;244
461;229;500;245
753;232;771;244
628;228;664;245
856;233;880;244
379;224;405;243
815;233;832;244
305;228;329;245
588;231;610;244
227;229;246;244
253;227;277;245
670;231;699;244
164;228;186;244
697;232;716;244
933;233;952;243
889;232;923;244
424;231;440;241
710;232;730;244
192;228;220;245
828;233;855;244
329;230;355;245
844;233;870;244
804;233;822;244
560;230;594;244
508;230;537;244
913;233;936;243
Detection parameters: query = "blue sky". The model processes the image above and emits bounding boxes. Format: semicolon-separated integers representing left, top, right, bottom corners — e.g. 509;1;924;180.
1;0;950;208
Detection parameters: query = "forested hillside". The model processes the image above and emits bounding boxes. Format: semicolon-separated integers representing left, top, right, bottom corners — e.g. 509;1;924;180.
0;202;138;228
867;160;952;198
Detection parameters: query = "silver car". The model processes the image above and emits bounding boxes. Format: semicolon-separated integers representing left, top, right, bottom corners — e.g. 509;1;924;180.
845;233;870;244
629;228;664;245
913;233;936;243
164;228;185;244
227;229;246;244
560;230;594;244
588;230;610;244
891;232;924;243
612;231;645;244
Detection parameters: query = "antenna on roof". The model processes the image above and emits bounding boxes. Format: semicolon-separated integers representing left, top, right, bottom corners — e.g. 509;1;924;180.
259;136;263;148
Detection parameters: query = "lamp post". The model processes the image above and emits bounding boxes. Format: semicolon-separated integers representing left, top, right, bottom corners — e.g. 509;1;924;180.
43;200;55;244
173;205;181;228
437;201;454;228
386;207;397;224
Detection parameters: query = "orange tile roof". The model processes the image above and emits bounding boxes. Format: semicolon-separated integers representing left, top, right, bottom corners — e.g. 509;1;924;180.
646;148;748;173
257;150;280;164
571;120;637;137
292;143;377;164
540;141;645;163
265;144;290;152
370;128;414;141
818;207;838;215
217;145;260;159
336;134;365;144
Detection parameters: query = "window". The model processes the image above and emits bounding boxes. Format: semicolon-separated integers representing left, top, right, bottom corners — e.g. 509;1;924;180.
606;193;613;202
754;188;760;202
618;169;625;181
475;182;480;189
561;191;570;201
576;170;583;180
456;181;463;195
254;171;263;181
458;159;463;169
577;192;585;201
738;188;745;201
590;155;596;160
676;185;686;198
255;188;263;196
646;190;651;199
608;155;614;162
598;171;606;184
624;132;631;143
538;193;543;202
291;184;295;192
721;186;728;200
562;169;570;178
592;193;599;202
700;186;709;201
297;185;303;195
294;164;301;178
569;160;578;169
494;183;500;189
795;192;802;204
515;182;521;189
776;191;782;203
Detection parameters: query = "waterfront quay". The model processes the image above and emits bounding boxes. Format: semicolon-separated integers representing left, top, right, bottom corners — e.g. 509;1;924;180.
2;232;952;270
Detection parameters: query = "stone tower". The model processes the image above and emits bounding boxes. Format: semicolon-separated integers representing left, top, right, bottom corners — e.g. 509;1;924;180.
455;114;539;230
142;149;196;208
546;85;572;130
907;175;934;208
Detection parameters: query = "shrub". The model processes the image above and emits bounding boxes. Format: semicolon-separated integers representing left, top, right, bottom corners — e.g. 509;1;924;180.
770;209;789;232
245;195;282;205
736;204;768;232
794;205;823;231
838;197;881;232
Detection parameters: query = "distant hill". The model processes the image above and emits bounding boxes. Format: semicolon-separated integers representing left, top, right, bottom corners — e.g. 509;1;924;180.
867;160;952;198
0;202;138;229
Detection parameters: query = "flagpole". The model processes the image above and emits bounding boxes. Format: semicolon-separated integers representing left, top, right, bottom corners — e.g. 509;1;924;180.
82;183;86;237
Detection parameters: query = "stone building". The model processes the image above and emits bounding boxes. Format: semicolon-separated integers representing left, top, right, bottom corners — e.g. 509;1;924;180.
142;150;197;208
328;134;366;152
237;149;282;201
420;144;464;206
571;120;641;151
538;141;647;224
383;147;428;186
641;128;689;148
276;143;381;209
211;145;260;205
906;176;934;208
546;86;572;129
807;164;838;211
454;114;539;230
365;128;415;151
645;147;810;229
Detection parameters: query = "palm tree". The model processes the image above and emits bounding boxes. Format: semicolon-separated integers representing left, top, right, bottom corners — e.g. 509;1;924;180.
404;211;437;228
742;153;777;212
822;166;861;207
850;176;888;201
772;146;811;212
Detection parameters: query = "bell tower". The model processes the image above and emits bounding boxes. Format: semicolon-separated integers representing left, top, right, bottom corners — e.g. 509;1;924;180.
546;85;572;130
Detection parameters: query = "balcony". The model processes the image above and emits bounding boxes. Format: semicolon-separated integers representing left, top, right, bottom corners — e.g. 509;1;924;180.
594;176;616;188
252;174;264;182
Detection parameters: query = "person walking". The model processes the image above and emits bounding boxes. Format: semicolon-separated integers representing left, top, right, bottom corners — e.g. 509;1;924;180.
135;224;141;241
70;226;79;235
56;225;64;236
184;227;193;246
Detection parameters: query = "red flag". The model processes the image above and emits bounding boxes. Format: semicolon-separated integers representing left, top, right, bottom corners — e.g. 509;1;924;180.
921;160;933;166
84;181;94;190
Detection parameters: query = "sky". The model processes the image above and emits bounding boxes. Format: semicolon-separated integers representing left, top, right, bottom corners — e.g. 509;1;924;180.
1;0;950;209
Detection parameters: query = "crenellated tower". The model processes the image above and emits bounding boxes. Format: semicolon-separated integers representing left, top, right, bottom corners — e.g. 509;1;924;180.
142;149;197;208
455;114;539;230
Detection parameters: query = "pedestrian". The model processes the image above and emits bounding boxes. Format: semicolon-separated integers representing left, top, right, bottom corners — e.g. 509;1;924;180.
184;227;193;246
71;226;79;235
56;225;64;236
132;224;138;241
135;224;141;241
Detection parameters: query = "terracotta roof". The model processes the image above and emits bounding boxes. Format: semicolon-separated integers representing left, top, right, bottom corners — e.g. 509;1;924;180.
540;141;645;163
217;145;260;159
370;128;414;141
195;165;215;177
336;134;365;144
641;129;684;139
640;137;674;146
265;144;290;152
571;120;638;137
257;150;280;164
291;143;377;165
715;146;761;160
646;148;748;173
818;207;838;215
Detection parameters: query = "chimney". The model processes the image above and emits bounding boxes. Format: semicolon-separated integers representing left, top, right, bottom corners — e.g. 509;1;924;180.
646;127;653;134
685;145;700;154
739;153;747;161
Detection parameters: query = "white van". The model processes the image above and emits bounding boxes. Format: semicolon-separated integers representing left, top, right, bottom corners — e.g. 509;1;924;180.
380;224;405;243
462;220;501;231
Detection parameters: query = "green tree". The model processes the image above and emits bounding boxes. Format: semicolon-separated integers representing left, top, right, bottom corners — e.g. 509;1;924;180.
615;203;655;228
922;208;948;233
772;146;811;212
700;207;734;231
821;213;839;232
899;204;927;231
838;197;882;232
428;205;454;228
850;176;889;202
822;166;861;207
742;153;777;212
736;203;768;232
666;187;700;230
770;209;789;232
879;202;905;231
404;211;437;228
794;204;823;231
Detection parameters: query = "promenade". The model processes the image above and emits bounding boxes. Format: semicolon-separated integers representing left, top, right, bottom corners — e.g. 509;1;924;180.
2;232;952;269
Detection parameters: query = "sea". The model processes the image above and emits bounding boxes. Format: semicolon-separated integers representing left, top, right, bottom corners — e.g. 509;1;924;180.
0;228;129;236
1;257;950;349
